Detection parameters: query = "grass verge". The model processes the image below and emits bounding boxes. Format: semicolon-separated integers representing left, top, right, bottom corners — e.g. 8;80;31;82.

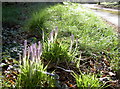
26;2;119;64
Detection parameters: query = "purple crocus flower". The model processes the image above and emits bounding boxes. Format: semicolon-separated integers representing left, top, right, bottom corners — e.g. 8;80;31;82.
42;31;45;42
30;45;33;61
33;43;37;56
31;44;35;62
23;40;27;59
34;43;37;62
27;47;30;60
37;41;42;60
76;38;78;48
54;27;58;40
49;30;54;43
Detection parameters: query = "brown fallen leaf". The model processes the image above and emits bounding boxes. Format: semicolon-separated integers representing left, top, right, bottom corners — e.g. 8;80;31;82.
102;57;110;66
90;68;96;73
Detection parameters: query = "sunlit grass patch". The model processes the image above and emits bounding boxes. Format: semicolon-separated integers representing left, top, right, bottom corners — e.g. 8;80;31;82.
72;72;105;89
26;2;118;53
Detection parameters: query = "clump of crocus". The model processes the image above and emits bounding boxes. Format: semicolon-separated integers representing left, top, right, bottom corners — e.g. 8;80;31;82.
48;26;58;44
42;27;72;63
17;39;55;88
21;40;42;66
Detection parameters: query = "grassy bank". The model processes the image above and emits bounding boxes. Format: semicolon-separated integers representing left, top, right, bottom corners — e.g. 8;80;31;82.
2;2;120;88
26;2;118;55
24;2;119;76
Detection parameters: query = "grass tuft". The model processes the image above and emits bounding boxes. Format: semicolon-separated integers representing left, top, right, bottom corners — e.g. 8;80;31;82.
72;71;105;89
